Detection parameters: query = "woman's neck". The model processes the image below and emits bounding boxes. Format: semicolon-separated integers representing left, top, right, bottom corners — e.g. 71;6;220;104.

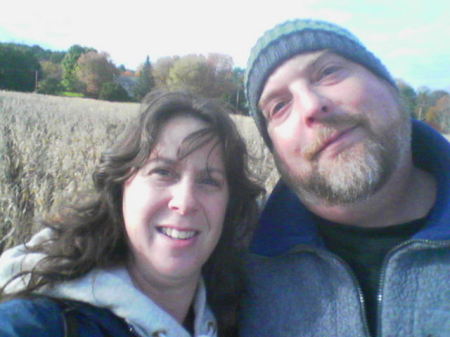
126;262;199;324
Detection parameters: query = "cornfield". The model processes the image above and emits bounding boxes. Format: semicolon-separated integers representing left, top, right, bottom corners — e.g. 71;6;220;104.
0;90;278;252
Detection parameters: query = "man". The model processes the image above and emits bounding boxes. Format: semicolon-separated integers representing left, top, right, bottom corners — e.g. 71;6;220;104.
240;19;450;337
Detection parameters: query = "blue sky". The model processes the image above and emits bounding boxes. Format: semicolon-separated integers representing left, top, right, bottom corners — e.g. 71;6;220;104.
1;0;449;91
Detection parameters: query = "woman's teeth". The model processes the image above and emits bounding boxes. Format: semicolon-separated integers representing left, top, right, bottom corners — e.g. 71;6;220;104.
158;227;198;240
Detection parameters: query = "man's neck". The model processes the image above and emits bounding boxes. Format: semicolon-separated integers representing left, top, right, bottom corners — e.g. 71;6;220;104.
305;164;437;228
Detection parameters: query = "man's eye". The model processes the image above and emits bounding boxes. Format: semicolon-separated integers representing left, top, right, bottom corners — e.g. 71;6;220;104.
323;66;338;75
273;101;287;113
318;65;342;82
267;99;290;119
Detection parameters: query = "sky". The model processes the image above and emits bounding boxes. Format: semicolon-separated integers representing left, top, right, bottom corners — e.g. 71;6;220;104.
1;0;449;91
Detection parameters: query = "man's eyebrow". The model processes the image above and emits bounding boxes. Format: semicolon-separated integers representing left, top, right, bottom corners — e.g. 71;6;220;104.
258;90;282;112
309;50;333;69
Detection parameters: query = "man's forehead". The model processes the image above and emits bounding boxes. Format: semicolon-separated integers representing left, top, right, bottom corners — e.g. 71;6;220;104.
267;50;345;81
259;50;340;107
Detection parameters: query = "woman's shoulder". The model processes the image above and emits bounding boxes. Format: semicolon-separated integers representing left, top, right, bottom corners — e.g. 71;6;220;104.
0;296;135;337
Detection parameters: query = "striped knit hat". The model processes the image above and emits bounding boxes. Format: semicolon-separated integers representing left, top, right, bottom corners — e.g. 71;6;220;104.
245;19;396;148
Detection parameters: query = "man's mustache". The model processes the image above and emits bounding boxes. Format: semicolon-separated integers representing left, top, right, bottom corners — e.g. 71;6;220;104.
302;114;368;160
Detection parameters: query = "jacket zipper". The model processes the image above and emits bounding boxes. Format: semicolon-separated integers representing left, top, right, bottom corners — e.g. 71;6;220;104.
376;239;450;337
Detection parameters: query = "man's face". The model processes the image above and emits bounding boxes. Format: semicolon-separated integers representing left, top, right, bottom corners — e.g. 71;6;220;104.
259;51;411;205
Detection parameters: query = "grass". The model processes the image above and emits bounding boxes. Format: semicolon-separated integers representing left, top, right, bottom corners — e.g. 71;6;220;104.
0;90;277;252
60;91;85;97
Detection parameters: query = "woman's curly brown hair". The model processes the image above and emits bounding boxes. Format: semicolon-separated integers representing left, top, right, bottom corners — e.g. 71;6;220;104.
1;90;263;336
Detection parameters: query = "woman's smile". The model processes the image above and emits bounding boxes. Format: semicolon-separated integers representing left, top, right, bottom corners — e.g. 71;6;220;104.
156;226;200;240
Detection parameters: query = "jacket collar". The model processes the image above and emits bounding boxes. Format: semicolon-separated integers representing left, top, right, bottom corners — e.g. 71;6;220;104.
251;120;450;256
0;228;217;337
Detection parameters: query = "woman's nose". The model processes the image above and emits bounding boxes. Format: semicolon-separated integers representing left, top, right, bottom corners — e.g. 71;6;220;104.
167;180;199;215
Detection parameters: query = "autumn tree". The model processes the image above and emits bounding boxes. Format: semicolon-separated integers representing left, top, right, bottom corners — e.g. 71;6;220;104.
153;56;179;89
424;93;450;132
167;54;210;94
76;51;119;98
415;87;435;121
206;53;236;98
133;56;155;101
165;53;237;101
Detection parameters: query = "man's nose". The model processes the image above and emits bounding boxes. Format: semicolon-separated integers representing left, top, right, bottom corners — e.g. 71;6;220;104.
291;82;332;127
168;179;199;215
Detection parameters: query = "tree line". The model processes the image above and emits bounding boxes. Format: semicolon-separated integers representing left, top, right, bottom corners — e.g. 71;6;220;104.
0;42;449;128
398;80;450;133
0;43;246;113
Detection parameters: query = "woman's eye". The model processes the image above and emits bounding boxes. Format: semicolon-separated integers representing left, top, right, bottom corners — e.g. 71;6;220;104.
151;167;175;179
199;176;222;188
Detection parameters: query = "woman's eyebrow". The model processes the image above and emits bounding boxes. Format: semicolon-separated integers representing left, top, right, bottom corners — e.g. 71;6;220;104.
148;156;225;175
145;156;177;166
203;166;226;177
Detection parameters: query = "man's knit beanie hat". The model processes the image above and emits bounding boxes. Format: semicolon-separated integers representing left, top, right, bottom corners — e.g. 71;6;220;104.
245;19;396;148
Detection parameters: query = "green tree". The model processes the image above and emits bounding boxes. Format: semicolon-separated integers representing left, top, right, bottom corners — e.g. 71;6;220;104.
36;77;63;95
36;60;63;94
29;44;65;63
133;56;155;101
397;80;417;118
0;44;40;92
61;45;95;92
228;67;247;114
99;82;130;102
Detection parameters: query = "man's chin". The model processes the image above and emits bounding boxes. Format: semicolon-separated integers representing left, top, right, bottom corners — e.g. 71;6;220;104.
282;156;386;206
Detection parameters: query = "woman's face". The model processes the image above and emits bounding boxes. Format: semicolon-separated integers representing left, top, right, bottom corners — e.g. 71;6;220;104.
122;116;229;288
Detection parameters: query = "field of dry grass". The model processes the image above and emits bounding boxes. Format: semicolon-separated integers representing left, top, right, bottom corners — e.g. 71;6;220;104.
0;91;278;252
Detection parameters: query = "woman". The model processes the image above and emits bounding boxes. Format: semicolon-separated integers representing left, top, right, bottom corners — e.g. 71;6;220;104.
0;90;262;337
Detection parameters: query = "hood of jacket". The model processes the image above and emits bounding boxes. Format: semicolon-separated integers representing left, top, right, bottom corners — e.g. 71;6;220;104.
0;228;217;337
251;120;450;257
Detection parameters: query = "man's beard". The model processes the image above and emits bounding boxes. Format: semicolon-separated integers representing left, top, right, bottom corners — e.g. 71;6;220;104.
274;110;411;206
